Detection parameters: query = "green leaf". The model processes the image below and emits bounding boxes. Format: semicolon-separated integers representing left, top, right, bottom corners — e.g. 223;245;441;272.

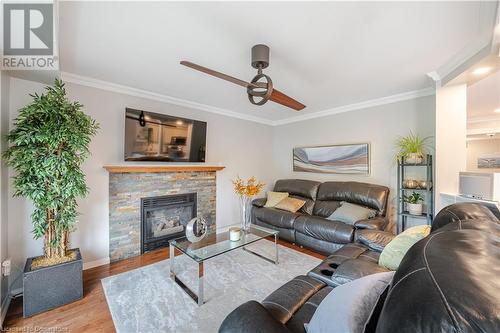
2;79;99;257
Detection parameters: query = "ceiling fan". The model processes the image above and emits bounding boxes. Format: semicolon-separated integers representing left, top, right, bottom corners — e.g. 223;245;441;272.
180;44;305;111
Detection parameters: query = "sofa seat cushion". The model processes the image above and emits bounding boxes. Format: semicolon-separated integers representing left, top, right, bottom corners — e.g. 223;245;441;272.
253;207;299;229
253;220;296;243
262;275;325;324
294;215;353;244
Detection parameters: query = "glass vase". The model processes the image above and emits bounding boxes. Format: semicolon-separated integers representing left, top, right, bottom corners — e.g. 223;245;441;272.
240;196;252;231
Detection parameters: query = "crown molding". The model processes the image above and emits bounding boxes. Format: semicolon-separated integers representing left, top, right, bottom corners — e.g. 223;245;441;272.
60;72;273;125
432;0;499;86
60;71;435;127
467;115;500;124
467;127;500;136
272;88;435;126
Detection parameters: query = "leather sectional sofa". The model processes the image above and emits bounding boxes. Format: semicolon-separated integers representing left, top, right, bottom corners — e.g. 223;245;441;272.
219;203;500;333
252;179;390;254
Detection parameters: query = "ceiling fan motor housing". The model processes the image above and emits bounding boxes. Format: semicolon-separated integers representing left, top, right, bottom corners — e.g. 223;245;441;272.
251;44;270;69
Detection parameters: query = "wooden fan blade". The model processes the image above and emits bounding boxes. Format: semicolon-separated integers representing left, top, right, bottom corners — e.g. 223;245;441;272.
180;61;252;88
269;89;305;111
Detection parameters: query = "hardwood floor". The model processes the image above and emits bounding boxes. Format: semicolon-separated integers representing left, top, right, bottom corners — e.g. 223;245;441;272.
3;238;325;332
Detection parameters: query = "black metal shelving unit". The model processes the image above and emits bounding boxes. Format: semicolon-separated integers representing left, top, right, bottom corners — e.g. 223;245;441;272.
397;154;433;234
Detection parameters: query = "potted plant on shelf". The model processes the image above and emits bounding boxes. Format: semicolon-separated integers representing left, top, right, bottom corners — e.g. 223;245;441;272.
232;176;264;230
396;131;431;164
3;79;99;317
404;192;424;216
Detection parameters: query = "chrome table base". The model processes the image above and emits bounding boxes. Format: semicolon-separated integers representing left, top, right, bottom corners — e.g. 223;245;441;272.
169;234;279;306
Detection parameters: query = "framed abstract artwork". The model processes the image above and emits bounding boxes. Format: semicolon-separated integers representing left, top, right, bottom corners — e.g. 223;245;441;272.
478;154;500;168
293;143;370;174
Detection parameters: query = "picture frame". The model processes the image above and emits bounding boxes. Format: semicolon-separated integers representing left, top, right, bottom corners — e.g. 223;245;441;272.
478;154;500;169
293;143;370;174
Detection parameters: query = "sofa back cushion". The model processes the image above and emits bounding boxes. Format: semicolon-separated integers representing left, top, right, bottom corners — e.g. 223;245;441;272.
274;179;321;215
375;215;500;332
431;202;499;231
274;179;320;200
314;182;389;216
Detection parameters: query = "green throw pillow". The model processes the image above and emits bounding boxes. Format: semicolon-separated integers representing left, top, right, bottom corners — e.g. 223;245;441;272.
264;191;289;208
379;225;431;270
327;202;376;225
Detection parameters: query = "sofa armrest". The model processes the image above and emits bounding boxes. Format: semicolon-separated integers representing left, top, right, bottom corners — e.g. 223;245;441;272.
219;301;292;333
331;258;390;285
355;229;395;252
354;216;388;230
252;197;267;208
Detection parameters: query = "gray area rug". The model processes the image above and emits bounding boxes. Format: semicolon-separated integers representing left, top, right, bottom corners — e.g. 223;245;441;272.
101;240;321;333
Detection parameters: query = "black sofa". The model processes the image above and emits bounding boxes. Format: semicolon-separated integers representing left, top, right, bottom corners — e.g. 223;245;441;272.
220;203;500;333
252;179;390;254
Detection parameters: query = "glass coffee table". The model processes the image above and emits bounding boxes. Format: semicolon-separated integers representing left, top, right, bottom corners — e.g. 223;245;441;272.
169;224;279;306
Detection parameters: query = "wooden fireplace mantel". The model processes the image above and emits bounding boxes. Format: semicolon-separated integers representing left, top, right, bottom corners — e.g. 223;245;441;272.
103;165;225;173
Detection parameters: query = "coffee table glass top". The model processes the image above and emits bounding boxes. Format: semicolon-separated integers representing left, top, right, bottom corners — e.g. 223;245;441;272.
170;224;278;262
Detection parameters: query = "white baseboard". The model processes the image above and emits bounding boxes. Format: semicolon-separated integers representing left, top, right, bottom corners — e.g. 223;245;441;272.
0;292;11;329
217;225;232;233
83;257;110;270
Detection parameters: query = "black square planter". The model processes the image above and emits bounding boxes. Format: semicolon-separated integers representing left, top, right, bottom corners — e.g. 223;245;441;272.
23;248;83;317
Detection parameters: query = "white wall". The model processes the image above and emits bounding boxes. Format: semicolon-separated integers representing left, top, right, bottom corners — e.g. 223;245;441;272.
7;77;275;282
467;138;500;172
6;76;437;283
0;72;11;321
272;96;436;230
435;84;467;210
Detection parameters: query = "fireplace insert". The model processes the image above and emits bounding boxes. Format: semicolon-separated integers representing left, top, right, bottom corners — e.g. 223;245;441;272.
141;193;197;253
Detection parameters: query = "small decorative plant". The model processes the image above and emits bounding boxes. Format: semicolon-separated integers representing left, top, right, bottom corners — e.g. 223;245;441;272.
395;131;431;163
404;192;424;204
404;192;424;215
3;79;99;268
232;176;264;230
232;176;265;198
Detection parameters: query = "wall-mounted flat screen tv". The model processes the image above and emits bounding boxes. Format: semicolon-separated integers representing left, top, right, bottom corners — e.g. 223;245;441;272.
125;108;206;162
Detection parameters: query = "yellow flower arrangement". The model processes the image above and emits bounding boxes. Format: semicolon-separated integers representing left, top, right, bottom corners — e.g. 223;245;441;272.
232;176;265;198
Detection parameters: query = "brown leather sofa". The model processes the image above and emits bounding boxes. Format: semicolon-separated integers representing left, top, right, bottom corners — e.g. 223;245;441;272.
252;179;390;254
219;203;500;333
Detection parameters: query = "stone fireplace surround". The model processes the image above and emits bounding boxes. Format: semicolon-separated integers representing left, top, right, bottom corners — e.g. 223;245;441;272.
104;165;224;262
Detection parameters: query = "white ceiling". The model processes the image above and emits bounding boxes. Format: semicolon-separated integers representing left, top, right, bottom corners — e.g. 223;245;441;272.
467;70;500;136
468;70;500;118
58;1;492;122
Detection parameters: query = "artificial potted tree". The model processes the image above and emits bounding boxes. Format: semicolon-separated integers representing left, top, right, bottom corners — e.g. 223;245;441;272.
396;131;430;164
3;79;99;317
